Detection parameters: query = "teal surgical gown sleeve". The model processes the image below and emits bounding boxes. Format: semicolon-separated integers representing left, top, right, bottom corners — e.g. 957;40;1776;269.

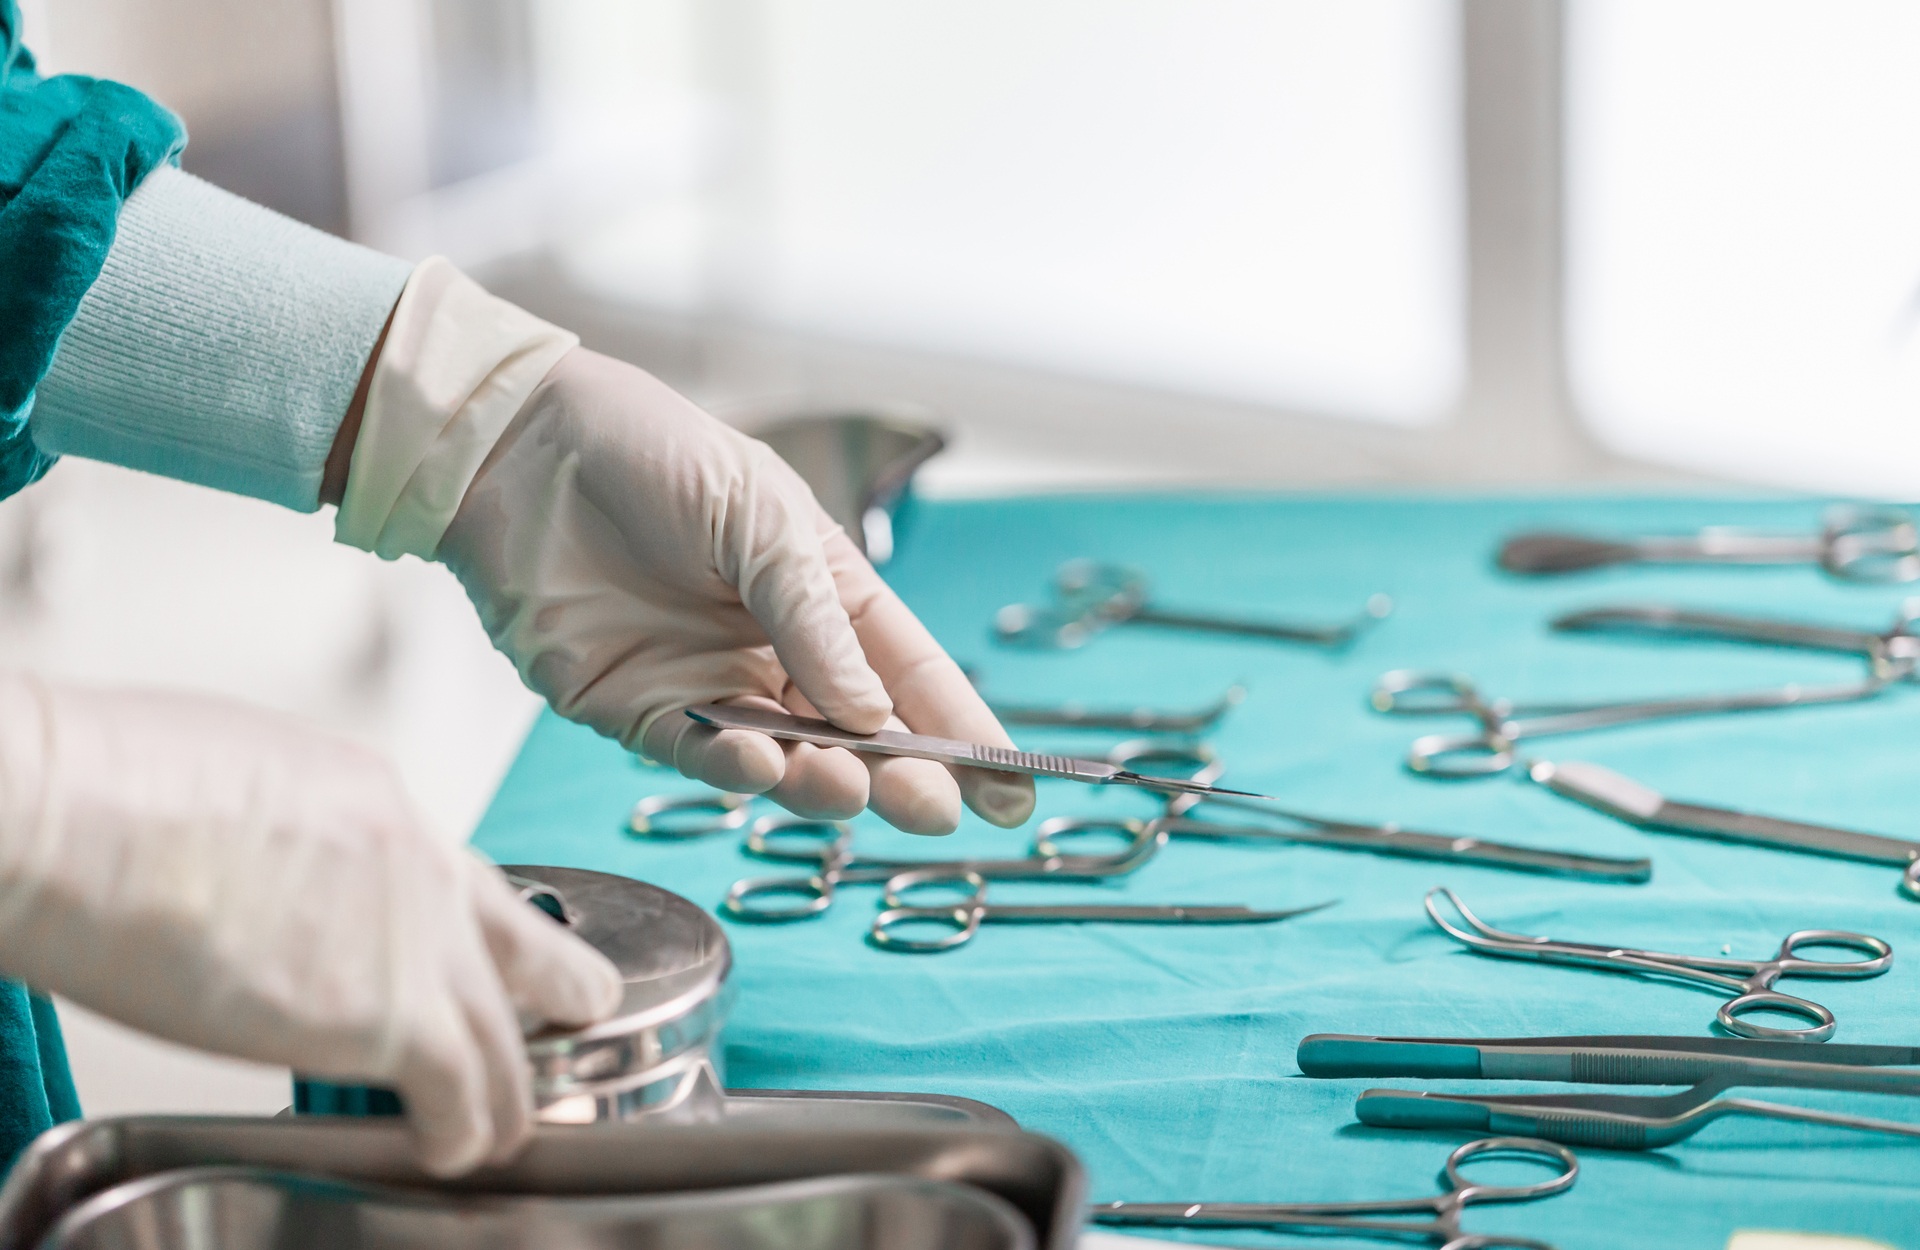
0;0;184;502
0;0;185;1171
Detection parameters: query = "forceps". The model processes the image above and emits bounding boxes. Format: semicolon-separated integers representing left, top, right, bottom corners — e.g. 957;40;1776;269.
1426;888;1893;1041
1551;602;1920;681
1371;668;1892;777
722;815;1162;921
869;868;1333;952
1302;1032;1920;1150
1496;504;1920;582
994;559;1391;650
1092;1135;1578;1250
1531;759;1920;899
683;704;1280;801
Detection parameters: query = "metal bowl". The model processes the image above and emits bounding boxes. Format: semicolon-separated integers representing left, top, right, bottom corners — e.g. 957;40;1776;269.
504;866;733;1124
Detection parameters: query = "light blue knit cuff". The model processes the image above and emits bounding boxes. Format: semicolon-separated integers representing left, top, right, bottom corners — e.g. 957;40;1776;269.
30;168;411;512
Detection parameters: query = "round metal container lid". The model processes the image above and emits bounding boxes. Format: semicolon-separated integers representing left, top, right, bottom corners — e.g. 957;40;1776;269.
501;866;731;1062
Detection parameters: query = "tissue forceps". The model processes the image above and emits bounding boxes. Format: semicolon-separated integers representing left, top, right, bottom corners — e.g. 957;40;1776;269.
869;868;1332;952
994;559;1391;650
722;815;1162;921
1496;504;1920;582
1371;669;1892;777
1092;1136;1578;1250
1301;1033;1920;1150
1529;759;1920;899
1425;888;1893;1042
1551;603;1920;681
683;704;1279;801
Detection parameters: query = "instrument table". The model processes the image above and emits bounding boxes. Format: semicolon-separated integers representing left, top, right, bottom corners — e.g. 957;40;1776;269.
476;494;1920;1248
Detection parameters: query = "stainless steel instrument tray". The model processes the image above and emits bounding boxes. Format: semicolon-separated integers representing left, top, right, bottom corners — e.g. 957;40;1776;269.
723;1089;1015;1128
0;1118;1081;1250
40;1167;1034;1250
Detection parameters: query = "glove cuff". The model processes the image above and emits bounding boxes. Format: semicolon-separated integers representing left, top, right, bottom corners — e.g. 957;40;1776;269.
335;258;578;560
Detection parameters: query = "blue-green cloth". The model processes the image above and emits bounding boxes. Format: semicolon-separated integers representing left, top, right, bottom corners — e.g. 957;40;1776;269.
475;493;1920;1249
0;0;184;499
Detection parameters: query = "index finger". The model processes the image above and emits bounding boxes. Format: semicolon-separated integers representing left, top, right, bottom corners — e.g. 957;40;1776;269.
817;515;1035;828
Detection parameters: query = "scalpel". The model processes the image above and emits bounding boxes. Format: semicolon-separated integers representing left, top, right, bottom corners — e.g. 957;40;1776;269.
683;704;1280;800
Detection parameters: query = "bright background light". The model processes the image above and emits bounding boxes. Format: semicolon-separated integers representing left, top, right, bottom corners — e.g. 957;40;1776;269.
550;0;1466;426
1566;0;1920;495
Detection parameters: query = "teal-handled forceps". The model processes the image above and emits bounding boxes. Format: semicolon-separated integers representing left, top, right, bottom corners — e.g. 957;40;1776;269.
1092;1135;1579;1250
722;815;1162;921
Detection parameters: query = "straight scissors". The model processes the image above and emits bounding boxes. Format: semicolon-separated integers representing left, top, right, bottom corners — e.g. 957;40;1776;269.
1371;668;1892;777
1496;504;1920;582
1551;602;1920;681
723;815;1162;921
1530;759;1920;899
994;559;1391;650
683;704;1280;801
869;868;1333;952
1091;1135;1578;1250
1068;741;1650;881
1426;888;1893;1042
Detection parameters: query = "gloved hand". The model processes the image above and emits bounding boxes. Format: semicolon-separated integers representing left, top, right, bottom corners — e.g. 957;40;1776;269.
0;673;623;1176
435;348;1035;834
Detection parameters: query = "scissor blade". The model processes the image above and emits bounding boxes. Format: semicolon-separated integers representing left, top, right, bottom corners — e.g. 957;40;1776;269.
684;704;1121;783
1533;759;1920;868
1163;810;1651;882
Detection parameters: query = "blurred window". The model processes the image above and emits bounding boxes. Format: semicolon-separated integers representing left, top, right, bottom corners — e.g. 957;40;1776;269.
1566;0;1920;494
542;0;1465;426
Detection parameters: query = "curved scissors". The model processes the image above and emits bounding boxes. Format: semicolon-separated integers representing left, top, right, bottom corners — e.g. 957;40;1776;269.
1092;1135;1578;1250
723;815;1163;921
1371;669;1893;778
869;868;1332;953
627;790;754;838
1426;888;1893;1042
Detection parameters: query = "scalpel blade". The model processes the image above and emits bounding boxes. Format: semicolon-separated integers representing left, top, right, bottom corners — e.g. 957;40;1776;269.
684;704;1278;799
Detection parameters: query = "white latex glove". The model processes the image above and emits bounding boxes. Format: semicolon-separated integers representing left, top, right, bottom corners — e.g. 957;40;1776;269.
0;673;623;1176
434;348;1036;834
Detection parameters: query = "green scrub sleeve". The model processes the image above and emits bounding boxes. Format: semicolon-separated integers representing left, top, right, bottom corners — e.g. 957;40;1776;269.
0;0;186;501
32;168;411;510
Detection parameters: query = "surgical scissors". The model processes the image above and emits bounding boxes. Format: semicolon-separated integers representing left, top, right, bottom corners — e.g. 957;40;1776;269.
1530;758;1920;899
1371;668;1893;777
994;559;1391;650
1066;742;1649;881
1091;1135;1578;1250
722;815;1162;921
869;868;1333;952
628;790;754;838
1425;888;1893;1042
1551;602;1920;681
1496;504;1920;582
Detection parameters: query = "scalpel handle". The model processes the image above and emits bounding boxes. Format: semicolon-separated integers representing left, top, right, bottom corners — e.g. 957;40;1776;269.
684;704;1121;783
